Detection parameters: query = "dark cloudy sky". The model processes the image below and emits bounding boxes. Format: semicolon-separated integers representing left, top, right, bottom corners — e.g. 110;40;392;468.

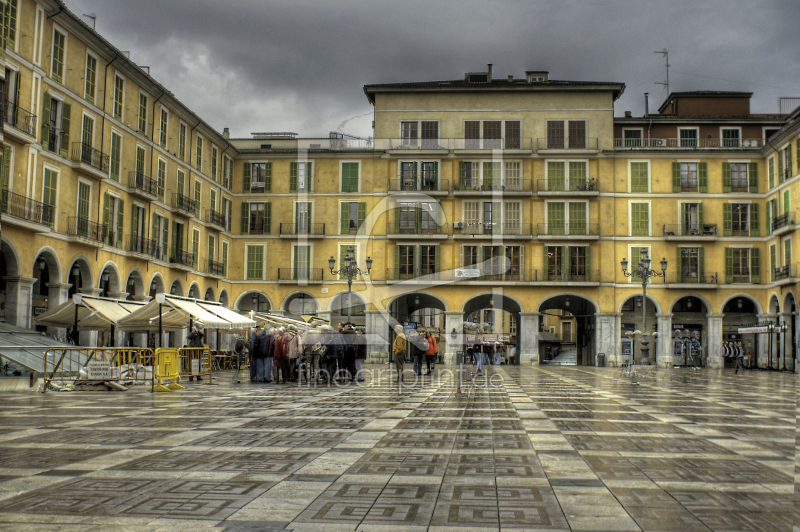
65;0;799;139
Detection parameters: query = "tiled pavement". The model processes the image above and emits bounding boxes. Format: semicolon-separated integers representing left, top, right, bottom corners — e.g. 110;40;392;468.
0;364;794;531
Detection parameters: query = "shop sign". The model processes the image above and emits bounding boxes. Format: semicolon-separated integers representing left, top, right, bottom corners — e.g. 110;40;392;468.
455;269;480;278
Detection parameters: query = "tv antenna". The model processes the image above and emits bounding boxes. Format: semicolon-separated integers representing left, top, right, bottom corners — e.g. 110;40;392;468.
654;49;669;94
82;13;96;30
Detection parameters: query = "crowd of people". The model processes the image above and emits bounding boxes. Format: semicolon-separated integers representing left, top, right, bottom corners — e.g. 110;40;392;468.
240;322;367;384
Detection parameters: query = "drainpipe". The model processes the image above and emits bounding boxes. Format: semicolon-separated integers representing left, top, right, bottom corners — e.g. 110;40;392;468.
148;91;165;245
97;55;118;236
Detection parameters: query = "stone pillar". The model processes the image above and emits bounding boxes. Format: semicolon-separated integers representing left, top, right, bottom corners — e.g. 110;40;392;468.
518;312;541;365
4;276;36;329
79;288;102;347
757;313;773;367
779;313;791;370
443;311;464;365
595;313;619;367
656;313;673;368
705;314;723;368
45;282;72;338
364;310;390;363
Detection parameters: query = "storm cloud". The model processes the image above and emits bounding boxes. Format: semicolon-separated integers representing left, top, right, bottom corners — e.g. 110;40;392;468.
65;0;800;139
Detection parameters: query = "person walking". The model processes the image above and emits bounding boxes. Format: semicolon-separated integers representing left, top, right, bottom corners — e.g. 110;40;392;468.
273;328;289;383
508;344;516;365
494;345;502;366
187;326;205;382
355;328;366;381
410;331;427;377
303;325;319;383
261;327;275;383
734;340;745;374
248;327;259;382
424;331;437;375
341;324;357;382
392;325;407;383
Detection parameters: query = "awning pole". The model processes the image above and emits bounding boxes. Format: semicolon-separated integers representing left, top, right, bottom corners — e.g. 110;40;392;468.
159;303;163;348
110;324;115;347
73;304;79;345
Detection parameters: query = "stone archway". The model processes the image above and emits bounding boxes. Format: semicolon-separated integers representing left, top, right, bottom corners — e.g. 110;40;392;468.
0;236;23;327
721;295;761;368
219;289;230;309
148;273;166;298
236;290;272;314
187;282;201;300
125;268;146;301
330;291;367;327
668;295;711;367
282;291;318;321
204;286;215;302
98;262;122;298
384;291;447;365
169;278;184;297
32;248;64;333
538;293;598;366
461;291;522;365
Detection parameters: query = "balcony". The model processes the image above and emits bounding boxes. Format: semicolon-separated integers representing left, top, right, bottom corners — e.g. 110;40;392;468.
172;193;196;217
0;190;53;232
536;178;599;197
277;268;324;283
663;224;718;241
387;221;449;239
3;100;37;139
169;249;195;270
42;126;66;156
537;223;600;240
386;269;443;282
453;138;533;151
537;137;598;152
453;179;533;196
71;143;110;178
666;272;718;288
771;212;796;236
279;222;326;238
454;222;532;240
206;209;226;230
208;259;225;277
250;181;268;194
453;268;531;283
376;138;449;151
388;178;449;195
534;269;601;284
67;216;105;247
126;235;156;258
128;171;158;200
245;222;269;235
613;137;766;150
773;263;798;286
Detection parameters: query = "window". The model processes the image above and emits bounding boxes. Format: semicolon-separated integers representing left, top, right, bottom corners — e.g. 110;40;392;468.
397;202;415;234
570;246;587;280
131;205;147;252
194;180;201;218
51;30;65;83
160;109;168;148
546;246;563;280
176;168;185;196
547;160;589;191
113;75;124;120
295;201;311;233
678;247;701;282
172;222;185;256
458;161;476;190
192;229;200;269
293;245;311;280
681;202;702;234
0;144;9;191
224;156;233;189
207;235;215;263
209;189;217;214
178;123;186;161
420;245;437;277
505;121;520;149
84;54;97;104
152;214;169;261
221;240;229;277
401;121;418;146
630;202;649;236
340;202;366;235
725;203;758;237
210;146;218;181
778;144;793;182
341;162;359;192
420;121;439;149
80;114;94;164
546;201;587;235
41;93;70;156
722;128;740;147
338;244;359;280
623;129;642;147
102;193;124;248
77;181;90;234
505;161;521;190
769;157;775;189
462;245;478;267
157;159;165;201
784;238;792;267
770;244;777;281
464;120;521;149
628;246;650;283
679;128;698;148
764;128;780;141
3;0;17;52
137;93;147;134
730;163;748;192
290;162;312;192
505;245;522;280
483;245;502;278
241;201;270;235
504;201;521;234
246;245;264;280
195;135;203;172
680;162;698;190
110;132;121;182
546;120;585;149
630;161;648;192
397;245;415;279
247;162;271;193
400;162;416;190
726;248;753;283
223;197;231;231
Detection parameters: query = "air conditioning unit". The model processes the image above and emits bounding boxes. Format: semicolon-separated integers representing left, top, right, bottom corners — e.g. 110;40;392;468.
453;221;464;229
652;138;666;147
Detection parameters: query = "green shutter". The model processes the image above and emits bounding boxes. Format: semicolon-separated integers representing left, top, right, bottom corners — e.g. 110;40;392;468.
766;201;772;235
1;144;10;191
306;162;313;191
415;201;422;231
725;248;733;283
412;162;418;190
151;214;158;244
680;203;686;235
778;151;784;183
290;162;297;192
561;245;568;281
751;248;760;283
548;161;565;191
492;201;501;233
748;162;758;193
547;202;565;235
102;193;110;244
434;244;440;277
698;162;707;193
698;247;705;282
357;202;366;233
459;161;466;189
722;163;731;193
432;162;439;190
676;247;682;282
750;204;759;236
723;204;732;236
340;202;349;234
770;245;777;281
60;102;70;158
394;245;399;280
241;201;249;234
394;206;400;234
243;163;251;193
672;162;681;192
131;206;139;239
41;92;51;146
163;221;169;261
585;245;591;281
264;203;271;234
769;158;775;189
542;247;549;281
117;199;124;248
784;190;790;216
786;145;793;177
569;202;586;235
697;202;703;230
264;162;272;192
631;203;649;236
172;221;178;252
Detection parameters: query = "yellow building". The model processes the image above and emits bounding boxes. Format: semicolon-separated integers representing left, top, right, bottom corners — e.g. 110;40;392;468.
0;2;796;369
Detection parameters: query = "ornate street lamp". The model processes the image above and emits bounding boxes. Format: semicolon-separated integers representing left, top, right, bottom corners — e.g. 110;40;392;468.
329;246;372;324
621;248;667;365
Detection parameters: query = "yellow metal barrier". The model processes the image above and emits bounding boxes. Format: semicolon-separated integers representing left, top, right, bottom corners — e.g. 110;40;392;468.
152;347;185;392
43;347;155;393
179;347;213;384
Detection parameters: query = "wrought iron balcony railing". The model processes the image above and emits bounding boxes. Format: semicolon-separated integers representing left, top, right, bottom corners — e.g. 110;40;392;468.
172;192;196;215
388;178;450;192
456;222;532;237
537;223;600;237
207;209;226;229
772;212;795;231
128;171;158;197
613;138;766;149
538;137;598;150
208;259;225;276
71;143;110;173
1;189;53;226
3;100;37;136
169;249;194;268
663;224;718;237
667;272;718;284
454;179;532;192
388;221;448;236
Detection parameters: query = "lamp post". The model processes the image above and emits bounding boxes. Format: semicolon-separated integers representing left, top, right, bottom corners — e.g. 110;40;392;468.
329;246;372;324
620;249;667;365
625;330;635;365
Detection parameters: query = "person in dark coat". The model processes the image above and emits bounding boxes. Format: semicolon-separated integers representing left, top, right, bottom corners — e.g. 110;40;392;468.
355;328;367;381
248;327;260;382
341;324;357;382
262;328;275;383
187;326;205;381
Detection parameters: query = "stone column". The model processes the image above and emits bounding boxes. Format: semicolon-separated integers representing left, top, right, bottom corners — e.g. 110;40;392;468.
518;312;541;365
443;311;464;365
45;282;72;339
779;313;792;370
131;295;152;348
706;314;724;368
78;288;102;347
594;313;619;367
757;313;773;368
656;313;673;368
4;276;36;329
364;310;390;363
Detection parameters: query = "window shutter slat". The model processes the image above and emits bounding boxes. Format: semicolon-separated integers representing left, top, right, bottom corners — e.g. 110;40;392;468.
749;204;759;236
698;247;704;281
672;162;681;192
676;246;681;281
748;162;758;193
264;163;271;192
264;203;271;234
60;102;71;158
725;248;733;283
102;193;110;244
751;248;760;283
117;199;124;248
698;162;708;193
243;163;251;193
340;202;348;234
241;202;249;234
722;163;731;193
542;246;548;281
698;202;703;230
357;202;366;231
41;92;51;147
290;162;297;192
723;204;732;236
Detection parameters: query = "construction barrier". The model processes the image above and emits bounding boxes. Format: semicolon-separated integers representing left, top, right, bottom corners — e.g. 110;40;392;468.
43;347;155;393
179;347;213;384
152;347;185;392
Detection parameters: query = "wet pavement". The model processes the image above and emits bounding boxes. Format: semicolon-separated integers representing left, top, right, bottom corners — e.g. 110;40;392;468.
0;364;794;531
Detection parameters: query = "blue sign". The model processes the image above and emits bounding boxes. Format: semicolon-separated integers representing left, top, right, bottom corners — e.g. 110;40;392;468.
403;322;417;329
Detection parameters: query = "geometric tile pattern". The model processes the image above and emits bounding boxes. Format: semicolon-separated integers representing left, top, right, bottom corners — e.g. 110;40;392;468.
0;364;793;531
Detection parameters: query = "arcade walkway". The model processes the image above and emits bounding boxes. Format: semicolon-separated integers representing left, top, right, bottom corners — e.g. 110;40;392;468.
0;365;793;531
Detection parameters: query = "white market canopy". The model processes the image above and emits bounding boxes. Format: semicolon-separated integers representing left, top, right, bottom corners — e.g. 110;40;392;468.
252;312;329;330
117;294;255;332
35;294;145;332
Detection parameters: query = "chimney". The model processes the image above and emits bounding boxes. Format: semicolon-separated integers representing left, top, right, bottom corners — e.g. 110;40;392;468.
508;75;513;83
624;111;632;118
223;127;230;140
487;64;492;82
644;93;649;117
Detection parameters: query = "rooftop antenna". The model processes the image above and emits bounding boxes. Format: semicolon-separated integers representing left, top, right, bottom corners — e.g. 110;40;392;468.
82;13;96;30
654;49;669;94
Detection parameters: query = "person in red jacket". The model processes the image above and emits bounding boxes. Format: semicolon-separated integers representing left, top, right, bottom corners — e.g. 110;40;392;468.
424;331;437;376
273;328;290;383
